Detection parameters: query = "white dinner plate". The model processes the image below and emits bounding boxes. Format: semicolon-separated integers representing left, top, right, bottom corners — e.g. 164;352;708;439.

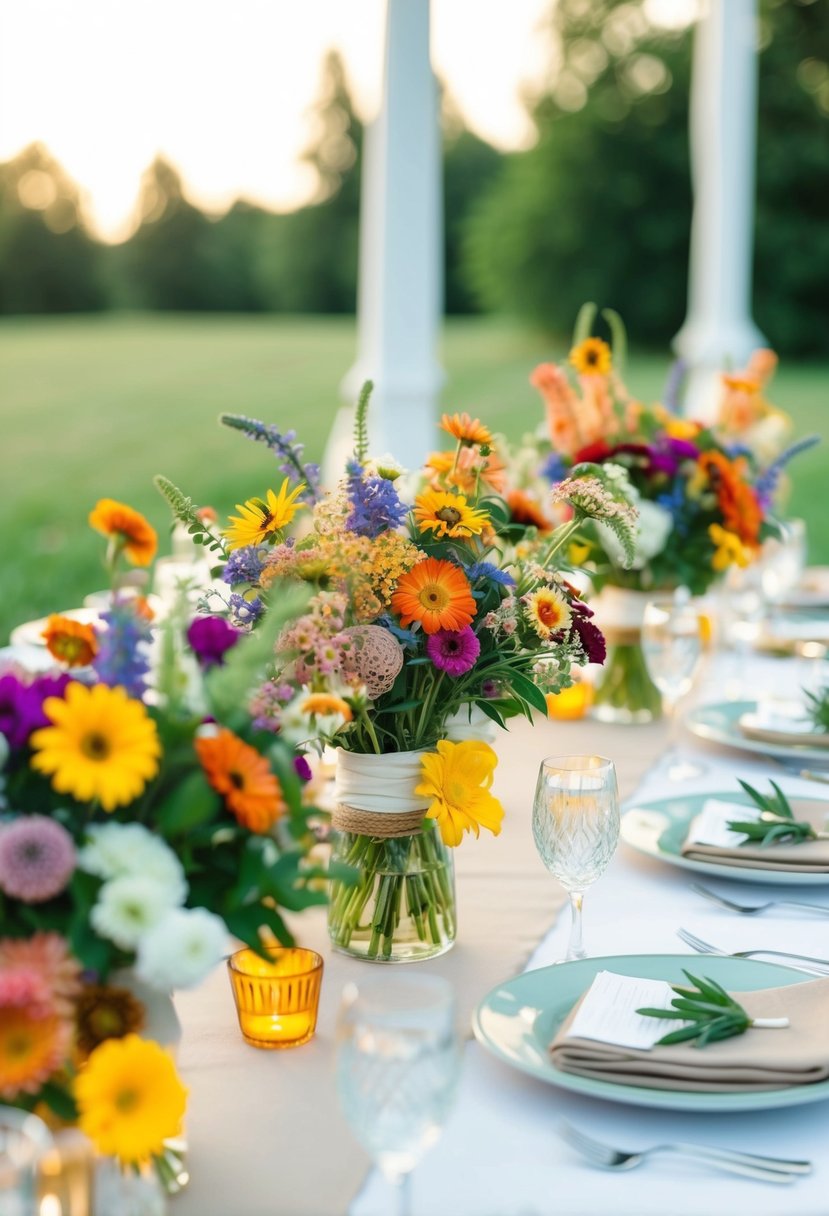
686;699;829;765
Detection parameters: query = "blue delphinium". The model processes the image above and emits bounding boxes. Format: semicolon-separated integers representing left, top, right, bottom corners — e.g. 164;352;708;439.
661;358;687;414
93;599;152;698
345;459;408;539
465;560;516;587
229;593;264;627
656;481;691;537
755;435;820;509
222;544;272;587
220;414;321;503
540;452;567;484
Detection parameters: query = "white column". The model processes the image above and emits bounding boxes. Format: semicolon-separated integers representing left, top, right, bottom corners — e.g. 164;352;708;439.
330;0;443;480
673;0;765;419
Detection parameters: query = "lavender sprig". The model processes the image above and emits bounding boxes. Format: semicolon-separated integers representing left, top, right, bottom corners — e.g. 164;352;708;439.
220;414;321;503
756;435;820;508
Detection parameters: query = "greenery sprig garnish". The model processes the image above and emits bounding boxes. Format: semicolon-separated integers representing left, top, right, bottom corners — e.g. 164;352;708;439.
637;971;788;1048
727;780;827;847
804;685;829;733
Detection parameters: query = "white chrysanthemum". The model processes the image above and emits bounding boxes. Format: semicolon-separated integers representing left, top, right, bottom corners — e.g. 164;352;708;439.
79;822;187;904
136;907;228;991
91;874;181;950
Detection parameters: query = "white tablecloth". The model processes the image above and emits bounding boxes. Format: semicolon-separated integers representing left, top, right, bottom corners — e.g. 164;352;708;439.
353;654;829;1216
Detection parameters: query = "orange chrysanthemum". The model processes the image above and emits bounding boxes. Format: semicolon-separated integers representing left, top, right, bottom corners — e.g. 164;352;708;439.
88;499;158;566
0;1007;70;1101
41;615;98;667
697;451;762;548
569;338;612;376
440;412;493;447
195;729;284;833
426;448;507;496
390;558;476;635
506;489;551;533
300;693;353;721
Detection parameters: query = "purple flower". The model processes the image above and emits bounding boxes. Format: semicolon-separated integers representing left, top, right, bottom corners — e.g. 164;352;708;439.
293;755;312;782
187;616;242;668
222;545;270;587
426;627;481;677
0;672;71;749
756;435;821;508
93;599;151;698
540;452;568;484
0;816;76;902
229;594;264;627
345;460;408;539
571;615;606;665
220;415;321;503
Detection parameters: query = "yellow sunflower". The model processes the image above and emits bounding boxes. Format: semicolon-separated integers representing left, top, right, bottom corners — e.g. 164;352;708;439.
416;740;504;847
224;479;305;550
29;683;161;812
75;1034;187;1165
524;587;572;639
569;338;612;376
414;489;489;540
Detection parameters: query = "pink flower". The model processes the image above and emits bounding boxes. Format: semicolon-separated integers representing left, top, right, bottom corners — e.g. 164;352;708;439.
0;968;52;1017
0;817;76;903
426;627;481;677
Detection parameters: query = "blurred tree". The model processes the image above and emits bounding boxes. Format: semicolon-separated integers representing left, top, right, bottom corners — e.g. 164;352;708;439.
0;143;106;313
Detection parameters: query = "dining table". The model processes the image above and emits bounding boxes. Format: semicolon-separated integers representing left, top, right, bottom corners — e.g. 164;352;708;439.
170;637;829;1216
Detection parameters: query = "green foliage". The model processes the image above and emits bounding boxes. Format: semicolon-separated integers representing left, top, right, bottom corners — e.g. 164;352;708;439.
353;380;373;462
805;684;829;732
154;475;227;557
637;971;752;1048
729;780;818;846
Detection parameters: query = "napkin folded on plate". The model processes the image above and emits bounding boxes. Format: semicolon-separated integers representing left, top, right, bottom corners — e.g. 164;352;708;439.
551;976;829;1092
680;798;829;873
738;701;829;748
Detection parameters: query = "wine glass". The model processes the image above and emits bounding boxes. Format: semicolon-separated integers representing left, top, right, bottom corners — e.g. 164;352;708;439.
336;974;460;1216
642;597;705;780
532;755;619;962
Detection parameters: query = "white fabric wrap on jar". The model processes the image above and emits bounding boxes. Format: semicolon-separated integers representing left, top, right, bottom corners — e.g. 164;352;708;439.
333;748;429;837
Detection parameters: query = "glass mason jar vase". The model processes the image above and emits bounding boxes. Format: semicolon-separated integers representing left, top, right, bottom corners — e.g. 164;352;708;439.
327;749;456;963
591;587;663;724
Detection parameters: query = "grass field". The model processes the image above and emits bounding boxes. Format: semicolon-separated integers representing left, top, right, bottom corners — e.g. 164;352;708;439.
2;313;827;643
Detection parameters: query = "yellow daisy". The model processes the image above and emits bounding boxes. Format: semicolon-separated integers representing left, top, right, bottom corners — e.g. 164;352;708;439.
524;587;572;640
414;489;489;540
30;682;161;812
416;739;504;847
224;479;305;550
709;523;752;572
75;1034;187;1166
569;338;612;376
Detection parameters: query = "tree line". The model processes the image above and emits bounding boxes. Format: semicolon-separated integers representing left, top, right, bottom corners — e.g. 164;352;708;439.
0;0;826;354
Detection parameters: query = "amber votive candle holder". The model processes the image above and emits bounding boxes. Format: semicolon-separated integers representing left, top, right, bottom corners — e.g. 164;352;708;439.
227;946;323;1049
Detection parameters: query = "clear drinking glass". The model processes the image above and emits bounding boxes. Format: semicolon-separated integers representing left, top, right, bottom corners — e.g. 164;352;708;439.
532;755;620;962
642;597;704;781
336;974;460;1216
0;1107;53;1216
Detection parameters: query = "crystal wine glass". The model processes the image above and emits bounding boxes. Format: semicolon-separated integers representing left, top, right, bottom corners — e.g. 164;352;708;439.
336;974;460;1216
642;597;704;780
532;755;620;962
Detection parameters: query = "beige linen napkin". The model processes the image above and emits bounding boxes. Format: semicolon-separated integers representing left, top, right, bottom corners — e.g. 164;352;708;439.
681;800;829;873
551;977;829;1092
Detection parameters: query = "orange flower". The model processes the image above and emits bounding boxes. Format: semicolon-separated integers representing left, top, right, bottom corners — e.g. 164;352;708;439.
569;338;612;376
195;729;284;833
0;1007;71;1101
300;693;353;722
41;615;98;667
697;451;762;548
88;499;157;566
506;489;551;533
426;448;507;496
391;558;476;635
440;412;493;447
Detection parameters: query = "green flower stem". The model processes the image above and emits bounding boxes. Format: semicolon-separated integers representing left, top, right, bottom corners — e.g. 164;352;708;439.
594;641;662;720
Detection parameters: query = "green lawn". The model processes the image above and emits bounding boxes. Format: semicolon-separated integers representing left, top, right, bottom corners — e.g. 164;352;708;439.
1;313;827;643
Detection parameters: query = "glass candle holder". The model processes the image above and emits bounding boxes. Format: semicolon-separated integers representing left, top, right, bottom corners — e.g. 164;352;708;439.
227;946;323;1049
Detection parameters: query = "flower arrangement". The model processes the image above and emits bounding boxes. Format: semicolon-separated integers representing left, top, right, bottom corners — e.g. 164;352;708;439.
157;384;634;961
0;501;322;1178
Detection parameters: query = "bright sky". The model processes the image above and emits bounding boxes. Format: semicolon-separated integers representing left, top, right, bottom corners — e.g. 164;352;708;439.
0;0;695;242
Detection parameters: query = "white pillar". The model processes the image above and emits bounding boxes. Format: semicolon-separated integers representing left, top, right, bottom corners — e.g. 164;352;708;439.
673;0;765;419
329;0;443;481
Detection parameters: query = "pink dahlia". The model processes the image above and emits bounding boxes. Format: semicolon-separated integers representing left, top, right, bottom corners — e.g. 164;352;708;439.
426;626;481;677
0;817;76;903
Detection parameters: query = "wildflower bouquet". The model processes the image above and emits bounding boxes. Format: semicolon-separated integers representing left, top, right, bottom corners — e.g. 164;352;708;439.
0;501;322;1180
158;385;632;962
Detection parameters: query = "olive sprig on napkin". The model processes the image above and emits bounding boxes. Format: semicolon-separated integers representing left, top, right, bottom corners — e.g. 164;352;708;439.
805;685;829;733
637;971;788;1048
727;780;827;847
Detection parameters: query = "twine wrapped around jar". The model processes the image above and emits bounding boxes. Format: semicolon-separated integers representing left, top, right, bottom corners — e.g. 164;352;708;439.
332;748;428;838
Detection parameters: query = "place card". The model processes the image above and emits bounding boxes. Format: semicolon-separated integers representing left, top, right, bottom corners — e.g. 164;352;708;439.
565;971;689;1051
685;799;763;848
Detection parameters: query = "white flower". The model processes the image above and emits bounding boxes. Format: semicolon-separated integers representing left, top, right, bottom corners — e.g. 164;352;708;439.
366;453;405;481
136;907;228;991
599;499;673;570
90;875;181;950
79;823;187;904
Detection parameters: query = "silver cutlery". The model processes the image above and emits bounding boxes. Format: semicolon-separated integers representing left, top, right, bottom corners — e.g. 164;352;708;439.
677;927;829;975
558;1122;810;1183
691;883;829;917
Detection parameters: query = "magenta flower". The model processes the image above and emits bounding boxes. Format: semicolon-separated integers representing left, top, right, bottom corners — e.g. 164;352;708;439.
187;615;242;668
0;672;71;749
0;816;76;903
426;627;481;677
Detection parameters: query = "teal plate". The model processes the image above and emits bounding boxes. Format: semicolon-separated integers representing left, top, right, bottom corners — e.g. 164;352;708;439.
620;790;829;886
473;954;829;1112
686;699;829;765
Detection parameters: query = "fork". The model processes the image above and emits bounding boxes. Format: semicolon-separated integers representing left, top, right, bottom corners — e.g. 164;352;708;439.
691;883;829;918
558;1122;811;1183
677;927;829;975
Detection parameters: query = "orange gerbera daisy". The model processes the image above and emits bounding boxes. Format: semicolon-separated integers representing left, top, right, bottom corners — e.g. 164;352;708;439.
426;448;507;496
569;338;612;376
88;499;157;566
440;412;493;447
697;451;762;548
506;489;551;533
0;1006;71;1100
300;693;353;722
195;729;284;833
41;615;98;667
390;558;476;635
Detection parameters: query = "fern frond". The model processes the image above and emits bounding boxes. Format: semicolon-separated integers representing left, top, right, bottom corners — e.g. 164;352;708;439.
354;380;374;463
602;514;636;568
154;475;228;558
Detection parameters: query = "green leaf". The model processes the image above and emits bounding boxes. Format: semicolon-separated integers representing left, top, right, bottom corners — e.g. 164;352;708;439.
40;1081;79;1123
508;671;548;715
155;770;220;835
601;307;627;372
